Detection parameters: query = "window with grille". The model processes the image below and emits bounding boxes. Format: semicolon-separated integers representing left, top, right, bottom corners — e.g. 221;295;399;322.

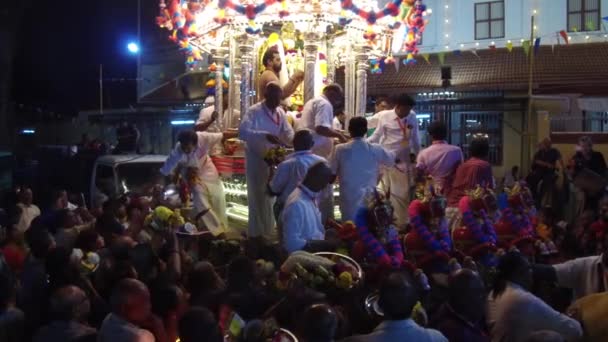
475;1;505;40
550;112;608;132
451;112;503;165
568;0;601;32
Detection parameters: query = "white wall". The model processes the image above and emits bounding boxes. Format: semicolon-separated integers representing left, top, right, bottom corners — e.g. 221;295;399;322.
408;0;608;53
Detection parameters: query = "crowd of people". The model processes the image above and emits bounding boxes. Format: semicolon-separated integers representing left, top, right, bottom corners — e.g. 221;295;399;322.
1;48;608;342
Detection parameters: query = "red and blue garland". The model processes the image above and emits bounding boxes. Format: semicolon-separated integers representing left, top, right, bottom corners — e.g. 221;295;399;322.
408;199;452;253
459;196;497;245
354;207;404;268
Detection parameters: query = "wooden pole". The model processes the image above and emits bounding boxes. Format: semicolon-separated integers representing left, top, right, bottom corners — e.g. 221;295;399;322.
524;14;536;174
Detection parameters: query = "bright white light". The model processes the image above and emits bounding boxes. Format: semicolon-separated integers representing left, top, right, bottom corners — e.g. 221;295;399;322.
445;5;449;9
533;9;537;14
445;19;449;23
520;39;525;43
426;8;432;14
127;42;140;54
507;40;512;43
475;42;480;46
585;35;590;40
445;34;449;38
491;41;495;45
460;44;464;48
445;45;449;49
417;114;431;119
171;120;195;125
21;129;35;134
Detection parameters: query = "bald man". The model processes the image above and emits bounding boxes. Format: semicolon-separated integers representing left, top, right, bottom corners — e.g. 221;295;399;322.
430;269;489;342
98;279;158;342
240;82;295;240
34;286;96;342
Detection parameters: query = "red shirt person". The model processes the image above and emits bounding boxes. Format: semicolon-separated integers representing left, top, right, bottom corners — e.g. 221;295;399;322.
447;135;495;208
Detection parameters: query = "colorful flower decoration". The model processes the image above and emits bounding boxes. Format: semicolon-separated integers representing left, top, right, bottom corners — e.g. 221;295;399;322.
401;0;426;64
340;0;403;43
157;0;204;67
408;187;452;254
216;0;288;34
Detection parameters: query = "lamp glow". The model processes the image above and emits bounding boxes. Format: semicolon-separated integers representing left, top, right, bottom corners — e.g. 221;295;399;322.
127;42;140;54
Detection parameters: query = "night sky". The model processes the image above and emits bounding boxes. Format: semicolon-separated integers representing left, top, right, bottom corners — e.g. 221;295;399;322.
12;0;142;115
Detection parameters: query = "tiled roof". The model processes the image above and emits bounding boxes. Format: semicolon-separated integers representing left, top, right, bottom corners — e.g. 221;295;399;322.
336;42;608;95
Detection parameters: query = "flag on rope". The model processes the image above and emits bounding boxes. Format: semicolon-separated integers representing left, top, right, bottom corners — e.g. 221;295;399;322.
471;49;480;59
422;53;430;64
489;44;496;51
437;52;446;65
506;41;513;52
534;38;541;54
559;30;569;44
586;20;597;31
522;40;531;56
453;50;462;56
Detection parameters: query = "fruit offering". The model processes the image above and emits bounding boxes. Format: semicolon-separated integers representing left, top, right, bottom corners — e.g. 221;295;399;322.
279;251;361;290
263;146;287;167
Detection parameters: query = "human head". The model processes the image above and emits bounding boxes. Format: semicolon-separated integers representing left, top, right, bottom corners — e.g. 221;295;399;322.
348;116;368;138
322;84;344;108
76;229;105;253
541;137;552;150
493;252;533;297
427;120;448;141
335;109;346;124
302;162;335;193
375;96;390;112
19;187;33;205
264;82;283;110
152;284;189;322
300;304;338;342
52;189;69;210
524;330;565;342
25;227;56;259
178;130;199;154
178;307;222;342
50;285;91;322
469;136;490;159
110;278;152;325
378;271;418;320
262;47;281;73
293;129;315;152
448;269;486;322
187;261;225;298
390;93;415;118
578;135;592;154
512;165;519;176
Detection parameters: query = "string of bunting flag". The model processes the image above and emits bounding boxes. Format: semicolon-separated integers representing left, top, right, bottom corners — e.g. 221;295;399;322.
370;25;608;74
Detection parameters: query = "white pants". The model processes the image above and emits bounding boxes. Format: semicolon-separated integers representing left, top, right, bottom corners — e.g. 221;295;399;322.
380;167;412;228
318;185;334;224
245;150;276;239
191;179;228;236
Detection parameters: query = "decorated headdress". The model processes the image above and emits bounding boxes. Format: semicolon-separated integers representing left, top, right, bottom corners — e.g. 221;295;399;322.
466;184;497;213
505;181;534;208
416;185;447;219
364;189;394;242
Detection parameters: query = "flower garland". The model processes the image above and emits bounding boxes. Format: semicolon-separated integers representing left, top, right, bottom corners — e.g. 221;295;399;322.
408;199;452;253
458;195;497;245
354;207;404;268
157;0;203;66
500;206;534;237
216;0;288;34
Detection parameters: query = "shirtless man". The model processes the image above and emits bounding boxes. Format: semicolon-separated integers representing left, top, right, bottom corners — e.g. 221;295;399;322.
258;47;304;101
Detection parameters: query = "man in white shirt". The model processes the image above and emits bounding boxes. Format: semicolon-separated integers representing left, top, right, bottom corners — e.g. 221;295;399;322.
332;109;345;131
487;252;582;342
160;129;237;235
240;82;295;240
269;129;325;221
416;120;463;195
281;162;336;253
342;272;447;342
368;94;420;228
296;84;347;223
366;96;390;130
16;188;40;233
331;117;396;222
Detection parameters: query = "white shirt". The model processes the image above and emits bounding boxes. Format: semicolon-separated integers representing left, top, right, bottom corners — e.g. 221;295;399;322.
239;102;294;158
296;95;335;158
553;255;607;300
330;138;396;220
281;185;325;253
367;112;382;130
367;109;420;164
487;282;582;342
160;131;224;183
333;117;343;130
269;151;326;206
16;203;41;233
